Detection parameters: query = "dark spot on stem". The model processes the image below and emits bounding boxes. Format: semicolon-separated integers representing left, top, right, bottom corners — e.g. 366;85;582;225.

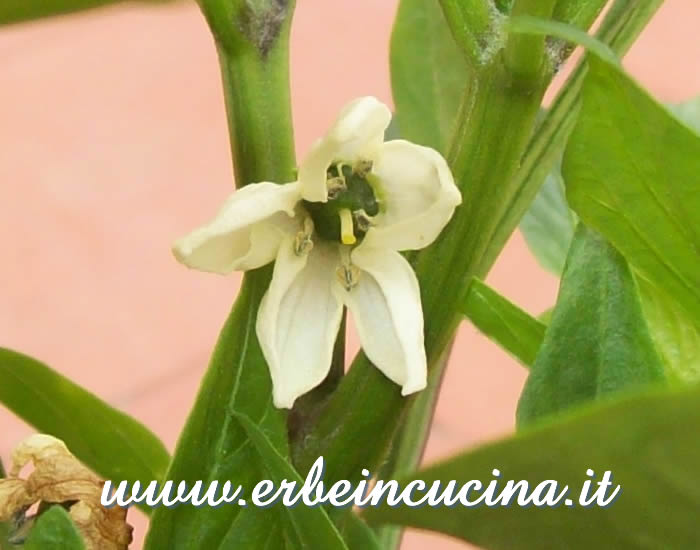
238;0;289;58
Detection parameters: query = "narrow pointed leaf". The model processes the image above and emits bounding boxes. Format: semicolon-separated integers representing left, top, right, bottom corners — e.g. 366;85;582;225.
24;507;85;550
461;279;546;367
235;413;349;550
564;56;700;327
0;0;171;26
0;348;169;495
390;0;469;153
517;224;665;427
218;506;285;550
365;383;700;549
336;512;382;550
144;272;287;549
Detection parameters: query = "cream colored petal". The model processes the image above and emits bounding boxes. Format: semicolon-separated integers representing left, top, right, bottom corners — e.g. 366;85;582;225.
172;181;301;274
298;97;392;203
362;140;461;251
343;245;427;394
256;239;344;408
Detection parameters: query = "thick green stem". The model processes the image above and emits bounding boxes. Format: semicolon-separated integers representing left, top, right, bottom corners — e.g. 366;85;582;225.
504;0;558;86
438;0;497;65
145;2;296;548
201;0;297;186
553;0;608;29
481;0;664;274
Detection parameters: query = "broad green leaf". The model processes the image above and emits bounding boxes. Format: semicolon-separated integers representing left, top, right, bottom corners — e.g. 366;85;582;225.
564;56;700;327
390;0;469;153
365;382;700;549
638;278;700;383
0;0;170;26
669;96;700;134
520;163;575;275
0;348;169;495
24;507;85;550
235;413;349;550
144;272;287;550
521;98;699;279
517;224;666;427
461;278;545;367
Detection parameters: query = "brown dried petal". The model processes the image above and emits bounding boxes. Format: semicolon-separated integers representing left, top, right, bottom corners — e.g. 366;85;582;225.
0;434;133;550
0;478;33;521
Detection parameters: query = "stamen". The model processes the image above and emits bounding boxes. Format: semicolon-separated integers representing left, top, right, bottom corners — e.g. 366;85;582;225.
294;217;314;256
326;176;346;199
352;209;374;233
335;162;347;185
354;159;373;177
339;208;356;245
336;246;360;291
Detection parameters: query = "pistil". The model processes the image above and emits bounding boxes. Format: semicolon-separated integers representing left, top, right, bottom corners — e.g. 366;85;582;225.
339;208;356;245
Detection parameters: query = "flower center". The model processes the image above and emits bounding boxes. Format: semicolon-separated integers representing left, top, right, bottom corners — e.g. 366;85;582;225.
302;161;380;245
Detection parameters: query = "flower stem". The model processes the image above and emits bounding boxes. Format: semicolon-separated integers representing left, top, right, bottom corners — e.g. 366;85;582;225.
438;0;497;66
503;0;558;87
206;0;297;186
145;2;296;547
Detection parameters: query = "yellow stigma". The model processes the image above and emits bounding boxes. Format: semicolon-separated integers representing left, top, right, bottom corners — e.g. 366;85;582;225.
339;208;356;245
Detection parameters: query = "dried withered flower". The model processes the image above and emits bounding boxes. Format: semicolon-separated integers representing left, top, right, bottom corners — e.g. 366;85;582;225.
0;434;132;549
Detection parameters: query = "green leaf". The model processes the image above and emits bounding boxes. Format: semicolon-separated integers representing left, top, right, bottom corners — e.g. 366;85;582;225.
24;507;85;550
336;513;382;550
461;279;546;367
390;0;469;153
563;56;700;327
517;224;666;427
144;272;288;550
0;0;170;26
519;163;575;275
235;413;349;550
520;99;698;278
218;506;285;550
669;96;700;134
638;278;700;383
0;348;169;496
365;382;700;549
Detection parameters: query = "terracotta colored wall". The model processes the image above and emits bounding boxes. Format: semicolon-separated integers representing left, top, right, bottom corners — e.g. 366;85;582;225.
1;1;698;548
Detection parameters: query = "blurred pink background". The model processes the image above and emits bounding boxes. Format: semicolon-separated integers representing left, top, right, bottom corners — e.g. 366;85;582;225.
0;1;698;548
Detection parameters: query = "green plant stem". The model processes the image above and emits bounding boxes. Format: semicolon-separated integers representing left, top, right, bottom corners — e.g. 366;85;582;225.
552;0;607;29
481;0;664;274
504;0;558;85
202;0;297;187
438;0;496;65
145;2;296;547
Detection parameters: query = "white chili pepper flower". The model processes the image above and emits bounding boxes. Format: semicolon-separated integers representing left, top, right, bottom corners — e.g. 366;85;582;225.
173;97;461;408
